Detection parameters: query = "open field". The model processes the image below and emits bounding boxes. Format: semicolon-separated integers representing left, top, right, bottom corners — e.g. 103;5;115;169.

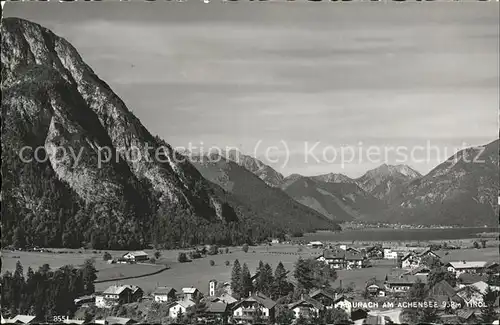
96;264;167;282
435;246;500;263
2;244;498;295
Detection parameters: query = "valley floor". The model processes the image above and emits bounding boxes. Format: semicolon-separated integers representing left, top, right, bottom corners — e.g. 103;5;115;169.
2;242;499;294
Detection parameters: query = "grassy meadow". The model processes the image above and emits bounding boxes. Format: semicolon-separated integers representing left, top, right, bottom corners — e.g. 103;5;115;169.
2;242;498;295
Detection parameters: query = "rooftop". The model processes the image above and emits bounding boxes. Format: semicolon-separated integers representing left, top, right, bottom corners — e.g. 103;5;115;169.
447;261;488;269
345;251;364;261
427;280;457;298
309;289;335;301
104;316;135;325
123;251;148;257
205;302;228;314
235;293;276;310
322;249;345;260
182;287;199;294
288;298;324;310
457;273;488;285
103;285;141;295
176;299;196;309
385;275;425;285
153;286;176;295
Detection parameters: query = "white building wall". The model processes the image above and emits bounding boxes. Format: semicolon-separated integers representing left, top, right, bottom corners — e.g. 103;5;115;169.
334;300;352;314
169;305;187;319
154;295;170;303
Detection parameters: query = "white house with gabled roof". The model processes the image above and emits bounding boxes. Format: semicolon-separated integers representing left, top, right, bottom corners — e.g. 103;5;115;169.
446;261;488;277
122;251;149;262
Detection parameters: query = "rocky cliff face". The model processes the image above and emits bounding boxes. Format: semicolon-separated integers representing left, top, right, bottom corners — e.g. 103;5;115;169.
382;140;499;226
1;18;238;248
355;164;422;201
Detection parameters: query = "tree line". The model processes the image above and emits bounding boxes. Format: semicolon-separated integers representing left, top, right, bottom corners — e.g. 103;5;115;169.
1;260;97;322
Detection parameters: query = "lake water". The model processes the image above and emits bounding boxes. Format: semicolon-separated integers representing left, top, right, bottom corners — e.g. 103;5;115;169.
301;227;499;242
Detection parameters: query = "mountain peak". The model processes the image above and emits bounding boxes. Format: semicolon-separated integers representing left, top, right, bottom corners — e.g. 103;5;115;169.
220;149;284;187
1;17;243;249
311;173;355;184
363;164;421;179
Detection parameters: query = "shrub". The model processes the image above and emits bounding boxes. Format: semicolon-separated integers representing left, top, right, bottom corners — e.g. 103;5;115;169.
207;245;218;256
242;244;249;253
209;260;215;266
103;252;112;261
178;252;189;263
149;257;156;264
225;260;230;266
154;251;161;259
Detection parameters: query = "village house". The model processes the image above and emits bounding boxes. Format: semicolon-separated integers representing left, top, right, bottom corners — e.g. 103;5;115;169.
95;285;143;308
365;246;384;259
400;252;421;269
182;287;203;301
384;275;424;293
446;261;489;277
288;298;324;320
418;248;440;260
365;280;386;297
345;251;366;270
426;280;463;311
121;251;149;263
308;241;324;249
457;273;488;289
456;286;484;307
203;301;229;323
308;289;335;308
333;294;353;315
403;266;431;277
169;299;196;319
218;293;238;306
470;280;500;294
232;293;276;323
152;286;177;303
383;248;398;260
316;249;346;269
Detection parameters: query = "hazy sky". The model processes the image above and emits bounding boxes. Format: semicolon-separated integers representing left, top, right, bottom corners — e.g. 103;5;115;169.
4;1;499;177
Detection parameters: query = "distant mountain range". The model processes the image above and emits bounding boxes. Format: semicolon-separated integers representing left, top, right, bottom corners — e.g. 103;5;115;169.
189;152;339;233
217;143;498;227
381;140;499;226
280;175;387;222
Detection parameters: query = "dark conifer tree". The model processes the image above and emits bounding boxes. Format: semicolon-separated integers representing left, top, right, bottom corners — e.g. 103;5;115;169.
231;259;242;299
240;263;253;298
